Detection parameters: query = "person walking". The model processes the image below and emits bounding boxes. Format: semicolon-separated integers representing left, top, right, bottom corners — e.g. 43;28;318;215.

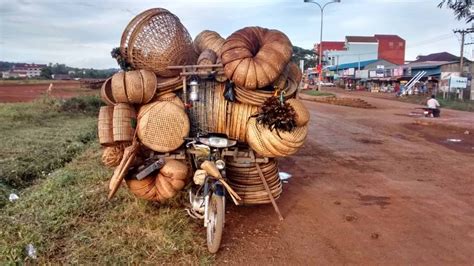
427;95;441;117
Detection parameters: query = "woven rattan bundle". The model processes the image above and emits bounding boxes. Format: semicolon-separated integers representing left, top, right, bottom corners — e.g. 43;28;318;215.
98;106;114;145
193;30;225;56
211;83;229;135
137;101;190;152
100;78;115;105
126;159;188;202
111;70;157;104
101;143;128;167
113;104;136;142
120;8;195;77
226;102;258;142
247;117;308;157
234;78;297;106
226;159;282;205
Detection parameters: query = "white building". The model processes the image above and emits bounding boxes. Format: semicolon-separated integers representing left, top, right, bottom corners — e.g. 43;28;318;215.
325;36;379;66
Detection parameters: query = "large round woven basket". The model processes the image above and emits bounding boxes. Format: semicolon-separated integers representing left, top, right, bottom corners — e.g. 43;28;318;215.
98;106;114;145
100;78;115;105
226;159;282;205
113;104;136;142
246;117;307;157
286;99;310;127
137;101;190;152
120;8;195;77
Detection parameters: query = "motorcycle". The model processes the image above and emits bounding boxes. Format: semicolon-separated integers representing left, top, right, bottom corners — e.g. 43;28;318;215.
184;133;241;253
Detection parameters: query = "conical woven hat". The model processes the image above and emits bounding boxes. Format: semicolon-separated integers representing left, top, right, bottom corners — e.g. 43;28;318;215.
137;101;190;152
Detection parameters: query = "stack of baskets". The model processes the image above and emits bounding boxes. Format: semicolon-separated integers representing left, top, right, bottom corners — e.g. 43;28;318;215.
97;7;311;206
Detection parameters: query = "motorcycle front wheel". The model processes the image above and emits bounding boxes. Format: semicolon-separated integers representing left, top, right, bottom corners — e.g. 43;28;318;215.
207;194;224;253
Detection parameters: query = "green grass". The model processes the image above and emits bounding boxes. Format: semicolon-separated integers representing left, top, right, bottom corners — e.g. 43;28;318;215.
302;90;336;97
399;94;474;112
0;144;212;264
0;96;100;207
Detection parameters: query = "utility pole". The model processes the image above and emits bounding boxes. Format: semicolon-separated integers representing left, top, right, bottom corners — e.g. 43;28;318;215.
453;27;474;75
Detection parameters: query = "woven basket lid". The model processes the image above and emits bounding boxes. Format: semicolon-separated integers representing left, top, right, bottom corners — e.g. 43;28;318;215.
100;77;115;105
111;72;128;103
137;101;190;152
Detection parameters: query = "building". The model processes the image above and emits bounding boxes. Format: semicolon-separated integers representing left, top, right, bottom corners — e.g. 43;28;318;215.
321;34;405;66
375;34;405;65
314;41;345;58
2;63;46;78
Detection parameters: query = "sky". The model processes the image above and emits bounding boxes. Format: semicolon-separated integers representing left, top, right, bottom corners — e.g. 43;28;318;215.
0;0;472;69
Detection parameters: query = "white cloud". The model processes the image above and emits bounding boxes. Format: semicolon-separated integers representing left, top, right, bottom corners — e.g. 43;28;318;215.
0;0;470;68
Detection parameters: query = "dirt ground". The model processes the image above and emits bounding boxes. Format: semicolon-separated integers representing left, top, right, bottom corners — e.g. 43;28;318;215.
0;81;96;102
217;94;474;264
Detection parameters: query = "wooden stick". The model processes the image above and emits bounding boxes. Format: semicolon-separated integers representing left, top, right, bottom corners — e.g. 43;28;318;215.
255;161;284;221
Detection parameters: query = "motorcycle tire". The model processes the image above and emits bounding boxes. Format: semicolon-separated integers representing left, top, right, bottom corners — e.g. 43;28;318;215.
207;194;224;253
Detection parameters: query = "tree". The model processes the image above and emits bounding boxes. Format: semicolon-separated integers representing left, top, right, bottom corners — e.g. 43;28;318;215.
40;67;52;79
292;46;316;70
438;0;473;23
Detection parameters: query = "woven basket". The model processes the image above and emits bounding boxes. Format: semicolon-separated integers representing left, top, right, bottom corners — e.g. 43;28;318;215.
125;70;143;103
197;49;217;72
111;72;128;103
226;159;282;205
140;69;158;103
157;92;185;109
120;8;195;77
234;77;297;106
98;106;114;145
226;102;258;142
246;118;307;157
137;101;190;152
287;99;309;127
102;143;128;167
113;104;136;142
193;30;225;55
100;77;115;105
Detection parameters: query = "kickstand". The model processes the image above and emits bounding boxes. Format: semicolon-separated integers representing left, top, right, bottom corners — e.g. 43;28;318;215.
253;151;284;221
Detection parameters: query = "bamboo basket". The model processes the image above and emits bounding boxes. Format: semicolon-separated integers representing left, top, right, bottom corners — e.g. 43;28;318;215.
120;8;195;77
226;159;282;205
100;77;115;105
98;106;114;145
113;104;136;142
137;101;190;152
111;70;157;104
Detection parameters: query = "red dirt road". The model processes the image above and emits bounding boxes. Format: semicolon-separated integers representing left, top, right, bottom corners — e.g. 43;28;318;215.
0;81;96;102
218;96;474;264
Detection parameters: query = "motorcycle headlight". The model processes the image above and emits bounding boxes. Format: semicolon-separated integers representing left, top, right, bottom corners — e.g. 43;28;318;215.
216;160;225;170
209;137;229;148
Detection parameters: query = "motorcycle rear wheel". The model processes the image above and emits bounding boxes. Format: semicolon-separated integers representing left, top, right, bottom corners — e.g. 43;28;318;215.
207;194;224;253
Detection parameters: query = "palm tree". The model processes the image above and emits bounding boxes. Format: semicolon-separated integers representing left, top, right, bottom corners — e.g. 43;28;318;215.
438;0;473;22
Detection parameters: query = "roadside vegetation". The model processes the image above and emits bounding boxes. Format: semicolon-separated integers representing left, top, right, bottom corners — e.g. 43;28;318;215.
0;95;211;263
303;90;336;97
398;94;474;112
